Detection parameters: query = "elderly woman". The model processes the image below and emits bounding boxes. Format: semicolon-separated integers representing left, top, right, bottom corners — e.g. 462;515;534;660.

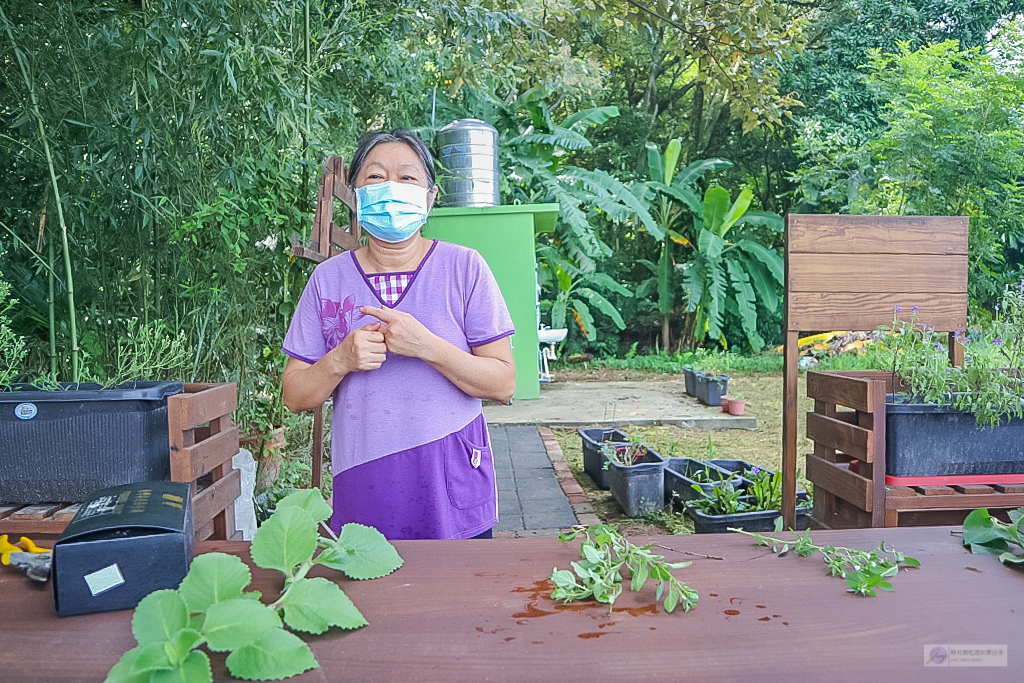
281;129;516;540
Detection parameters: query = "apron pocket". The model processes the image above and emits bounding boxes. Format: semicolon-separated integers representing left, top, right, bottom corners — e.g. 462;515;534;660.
444;429;495;510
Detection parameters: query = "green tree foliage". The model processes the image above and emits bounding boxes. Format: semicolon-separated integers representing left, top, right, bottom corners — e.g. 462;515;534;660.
794;34;1024;307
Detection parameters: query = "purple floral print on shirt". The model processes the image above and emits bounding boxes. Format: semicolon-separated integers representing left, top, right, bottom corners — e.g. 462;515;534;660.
321;295;361;349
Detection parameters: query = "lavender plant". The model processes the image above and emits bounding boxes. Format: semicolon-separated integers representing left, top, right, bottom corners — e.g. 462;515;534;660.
873;282;1024;428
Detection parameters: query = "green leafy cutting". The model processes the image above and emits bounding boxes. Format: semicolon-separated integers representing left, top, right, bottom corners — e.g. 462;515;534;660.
549;525;698;613
732;523;920;597
961;507;1024;567
105;490;403;682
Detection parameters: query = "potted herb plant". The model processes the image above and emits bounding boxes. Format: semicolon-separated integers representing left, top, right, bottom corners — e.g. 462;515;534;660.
0;314;190;503
578;427;630;490
664;435;741;506
686;466;811;533
855;286;1024;481
602;434;667;517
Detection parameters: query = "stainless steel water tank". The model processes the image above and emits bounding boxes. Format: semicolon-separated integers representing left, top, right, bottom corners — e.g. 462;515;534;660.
436;118;501;207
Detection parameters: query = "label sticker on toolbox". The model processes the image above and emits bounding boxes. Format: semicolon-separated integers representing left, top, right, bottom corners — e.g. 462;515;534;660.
84;563;126;597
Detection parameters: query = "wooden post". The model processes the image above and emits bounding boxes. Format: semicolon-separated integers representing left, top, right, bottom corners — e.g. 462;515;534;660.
781;330;799;530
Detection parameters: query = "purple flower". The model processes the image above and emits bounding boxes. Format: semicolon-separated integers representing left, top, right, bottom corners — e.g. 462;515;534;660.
894;305;902;313
911;305;919;314
994;338;1004;346
934;343;943;350
751;466;761;475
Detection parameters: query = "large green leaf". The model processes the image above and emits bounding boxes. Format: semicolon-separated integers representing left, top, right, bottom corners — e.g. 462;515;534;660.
736;211;784;232
737;251;779;314
735;240;784;285
276;489;332;524
706;260;727;341
567;168;661;238
649;181;702;216
250;506;318;575
225;628;318;681
703;186;731;236
663;138;682;186
281;577;367;633
576;287;627;329
698;229;725;260
105;646;159;683
645;141;664;183
719;188;753;237
315;523;404;580
570;299;596;340
585;272;633;297
726;259;765;351
178;553;252;614
131;590;189;645
561;106;619;133
203;598;282;652
150;651;212;683
551;300;568;329
510;126;592;151
674;158;733;188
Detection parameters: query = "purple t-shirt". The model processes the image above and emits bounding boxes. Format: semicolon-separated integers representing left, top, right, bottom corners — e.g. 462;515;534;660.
282;240;514;538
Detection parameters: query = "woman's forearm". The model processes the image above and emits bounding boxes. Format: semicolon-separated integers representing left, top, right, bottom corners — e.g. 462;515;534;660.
423;337;516;403
281;356;346;413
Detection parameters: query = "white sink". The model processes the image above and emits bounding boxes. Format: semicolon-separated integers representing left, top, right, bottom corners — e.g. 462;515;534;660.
537;328;568;344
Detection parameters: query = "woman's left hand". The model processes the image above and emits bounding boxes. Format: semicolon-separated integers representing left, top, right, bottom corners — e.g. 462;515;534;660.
359;305;438;360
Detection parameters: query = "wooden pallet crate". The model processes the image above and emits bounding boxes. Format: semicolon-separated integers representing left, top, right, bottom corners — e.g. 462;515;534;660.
0;383;242;543
806;370;1024;528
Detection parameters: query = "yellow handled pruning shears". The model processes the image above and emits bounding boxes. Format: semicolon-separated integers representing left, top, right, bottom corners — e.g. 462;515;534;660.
1;535;52;582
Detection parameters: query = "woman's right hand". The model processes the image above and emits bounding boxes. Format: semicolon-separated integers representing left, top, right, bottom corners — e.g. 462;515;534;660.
332;322;387;373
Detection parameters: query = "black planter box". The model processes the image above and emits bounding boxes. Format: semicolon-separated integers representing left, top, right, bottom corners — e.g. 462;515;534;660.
886;397;1024;477
664;458;743;506
578;427;629;490
686;493;811;534
693;373;729;406
607;447;666;517
0;382;184;503
683;368;698;397
52;481;194;616
708;458;765;489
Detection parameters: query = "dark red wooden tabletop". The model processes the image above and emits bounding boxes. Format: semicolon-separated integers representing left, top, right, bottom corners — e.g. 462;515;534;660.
1;526;1020;682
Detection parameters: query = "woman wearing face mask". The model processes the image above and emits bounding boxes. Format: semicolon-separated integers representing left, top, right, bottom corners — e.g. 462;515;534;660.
281;129;516;540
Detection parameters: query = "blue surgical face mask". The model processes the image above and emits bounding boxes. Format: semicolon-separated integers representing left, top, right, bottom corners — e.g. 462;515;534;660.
355;181;431;243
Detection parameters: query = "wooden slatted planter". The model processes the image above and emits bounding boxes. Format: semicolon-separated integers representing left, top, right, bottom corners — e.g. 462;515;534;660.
806;370;1024;528
0;383;242;543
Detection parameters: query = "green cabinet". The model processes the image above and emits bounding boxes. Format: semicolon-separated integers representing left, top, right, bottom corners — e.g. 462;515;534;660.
424;204;558;400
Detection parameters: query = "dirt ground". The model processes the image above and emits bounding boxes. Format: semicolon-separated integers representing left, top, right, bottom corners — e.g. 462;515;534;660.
549;368;816;535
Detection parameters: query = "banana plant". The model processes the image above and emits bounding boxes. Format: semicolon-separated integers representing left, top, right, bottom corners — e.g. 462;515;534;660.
680;185;784;350
633;139;732;350
538;246;633;342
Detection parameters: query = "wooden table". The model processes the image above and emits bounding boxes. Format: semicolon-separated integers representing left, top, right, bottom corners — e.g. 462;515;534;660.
1;527;1020;682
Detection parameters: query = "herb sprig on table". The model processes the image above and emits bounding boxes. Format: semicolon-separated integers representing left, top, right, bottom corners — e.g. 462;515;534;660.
105;490;403;683
961;507;1024;567
732;525;921;596
549;525;698;613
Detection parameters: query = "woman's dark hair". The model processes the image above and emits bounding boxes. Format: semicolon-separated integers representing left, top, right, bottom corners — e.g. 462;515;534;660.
348;128;436;188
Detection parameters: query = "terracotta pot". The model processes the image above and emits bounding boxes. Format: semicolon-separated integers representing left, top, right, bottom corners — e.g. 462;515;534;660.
720;395;732;413
727;399;746;416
